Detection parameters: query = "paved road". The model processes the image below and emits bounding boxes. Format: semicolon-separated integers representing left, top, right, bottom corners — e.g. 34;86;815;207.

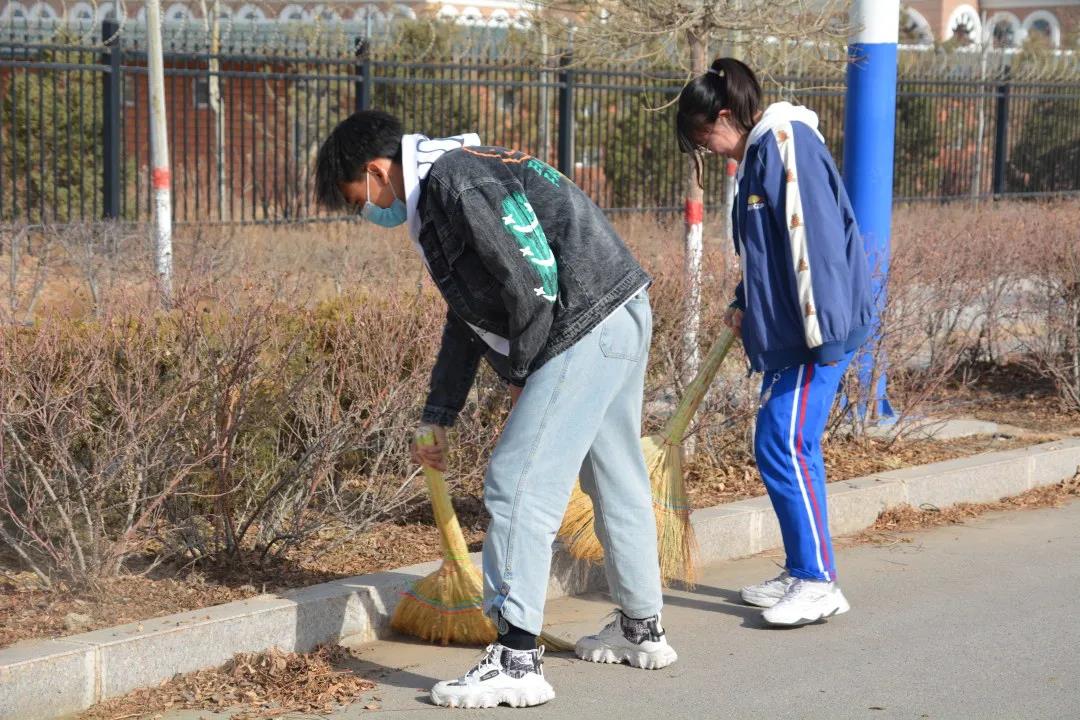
167;500;1080;720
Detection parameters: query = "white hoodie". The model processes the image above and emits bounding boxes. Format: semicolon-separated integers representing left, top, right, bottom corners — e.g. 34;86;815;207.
399;132;512;355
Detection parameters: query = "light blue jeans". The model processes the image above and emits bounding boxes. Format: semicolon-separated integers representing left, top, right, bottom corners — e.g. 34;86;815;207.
482;290;664;635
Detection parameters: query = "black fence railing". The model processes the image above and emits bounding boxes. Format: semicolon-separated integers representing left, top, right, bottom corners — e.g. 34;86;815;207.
2;24;1079;225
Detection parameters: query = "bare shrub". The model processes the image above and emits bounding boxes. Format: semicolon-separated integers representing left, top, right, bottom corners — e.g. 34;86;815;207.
3;203;1075;589
1001;206;1080;411
2;224;56;325
0;302;210;587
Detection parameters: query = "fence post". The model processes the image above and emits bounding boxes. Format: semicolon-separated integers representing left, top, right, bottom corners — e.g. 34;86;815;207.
556;53;574;179
354;38;371;113
101;18;122;219
992;72;1011;197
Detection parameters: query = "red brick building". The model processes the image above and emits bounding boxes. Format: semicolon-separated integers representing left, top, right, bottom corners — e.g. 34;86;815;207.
902;1;1080;48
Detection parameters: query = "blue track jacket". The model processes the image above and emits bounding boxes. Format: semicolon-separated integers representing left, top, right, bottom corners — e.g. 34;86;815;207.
731;102;874;372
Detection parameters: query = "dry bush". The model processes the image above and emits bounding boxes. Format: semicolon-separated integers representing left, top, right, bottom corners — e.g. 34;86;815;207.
0;301;211;587
840;201;1080;438
1000;207;1080;412
3;203;1076;589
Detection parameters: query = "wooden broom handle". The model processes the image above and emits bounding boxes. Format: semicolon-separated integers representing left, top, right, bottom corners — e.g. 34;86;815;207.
415;428;472;562
663;328;737;443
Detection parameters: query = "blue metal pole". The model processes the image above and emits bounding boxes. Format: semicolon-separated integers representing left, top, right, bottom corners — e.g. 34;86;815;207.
844;0;898;420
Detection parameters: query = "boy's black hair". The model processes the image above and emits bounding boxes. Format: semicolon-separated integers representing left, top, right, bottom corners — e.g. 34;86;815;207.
315;110;404;210
675;58;762;187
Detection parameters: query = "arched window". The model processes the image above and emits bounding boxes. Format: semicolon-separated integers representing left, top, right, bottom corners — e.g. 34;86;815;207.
236;4;265;22
165;4;192;22
69;2;96;22
984;12;1022;49
278;4;306;22
945;4;982;47
457;6;483;26
1022;11;1061;49
391;4;416;21
2;2;29;20
899;6;933;46
311;5;341;23
28;2;58;20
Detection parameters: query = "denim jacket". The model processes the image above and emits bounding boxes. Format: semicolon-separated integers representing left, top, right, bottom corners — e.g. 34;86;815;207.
416;146;650;426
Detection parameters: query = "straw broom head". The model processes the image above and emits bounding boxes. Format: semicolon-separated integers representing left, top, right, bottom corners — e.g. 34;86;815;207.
391;429;579;651
555;330;737;587
555;435;697;587
643;434;698;587
390;430;496;646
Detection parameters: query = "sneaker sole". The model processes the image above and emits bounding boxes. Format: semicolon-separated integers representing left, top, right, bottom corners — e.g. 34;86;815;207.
762;596;851;627
430;686;555;709
574;641;678;670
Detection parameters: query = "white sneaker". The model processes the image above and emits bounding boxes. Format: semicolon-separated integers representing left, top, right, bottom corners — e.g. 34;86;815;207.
740;570;796;608
575;610;678;670
762;579;851;626
430;644;555;709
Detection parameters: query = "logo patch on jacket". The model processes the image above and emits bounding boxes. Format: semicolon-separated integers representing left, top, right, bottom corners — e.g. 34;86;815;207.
501;192;559;302
747;194;765;211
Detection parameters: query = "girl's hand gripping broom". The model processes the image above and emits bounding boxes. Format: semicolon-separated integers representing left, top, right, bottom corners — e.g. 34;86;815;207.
557;328;738;586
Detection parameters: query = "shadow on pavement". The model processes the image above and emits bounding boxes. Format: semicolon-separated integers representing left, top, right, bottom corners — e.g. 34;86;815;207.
662;584;769;628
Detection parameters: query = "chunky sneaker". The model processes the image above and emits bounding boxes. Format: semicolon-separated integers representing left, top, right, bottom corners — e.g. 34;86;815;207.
575;610;678;669
762;578;851;626
430;643;554;709
740;570;796;608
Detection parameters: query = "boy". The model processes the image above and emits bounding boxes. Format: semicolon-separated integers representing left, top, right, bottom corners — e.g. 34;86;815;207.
315;111;677;709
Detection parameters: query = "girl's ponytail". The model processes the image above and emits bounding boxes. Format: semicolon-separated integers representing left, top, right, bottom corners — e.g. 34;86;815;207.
676;57;763;185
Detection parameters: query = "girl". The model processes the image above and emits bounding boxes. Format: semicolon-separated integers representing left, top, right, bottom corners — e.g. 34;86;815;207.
676;58;873;626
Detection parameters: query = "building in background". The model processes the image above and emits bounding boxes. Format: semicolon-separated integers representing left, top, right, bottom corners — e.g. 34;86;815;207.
3;1;1077;50
901;1;1080;49
0;1;536;28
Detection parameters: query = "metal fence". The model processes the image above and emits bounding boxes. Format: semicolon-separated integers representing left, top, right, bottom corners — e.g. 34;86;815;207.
2;21;1080;225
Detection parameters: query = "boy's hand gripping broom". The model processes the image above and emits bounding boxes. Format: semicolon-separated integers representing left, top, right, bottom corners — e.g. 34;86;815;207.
557;328;737;586
391;428;574;651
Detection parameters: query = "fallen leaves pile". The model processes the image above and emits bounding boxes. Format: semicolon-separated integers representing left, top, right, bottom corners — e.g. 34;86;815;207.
857;470;1080;543
80;644;376;720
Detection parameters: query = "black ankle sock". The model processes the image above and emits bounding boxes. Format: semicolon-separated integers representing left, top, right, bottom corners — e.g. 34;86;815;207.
498;622;537;651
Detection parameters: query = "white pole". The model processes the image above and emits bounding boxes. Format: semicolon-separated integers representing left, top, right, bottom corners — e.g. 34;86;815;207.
147;0;173;301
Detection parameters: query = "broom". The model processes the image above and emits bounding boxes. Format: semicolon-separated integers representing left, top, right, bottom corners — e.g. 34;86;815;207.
391;428;574;652
558;328;738;586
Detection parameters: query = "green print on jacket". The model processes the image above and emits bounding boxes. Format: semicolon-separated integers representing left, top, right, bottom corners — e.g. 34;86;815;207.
501;192;558;302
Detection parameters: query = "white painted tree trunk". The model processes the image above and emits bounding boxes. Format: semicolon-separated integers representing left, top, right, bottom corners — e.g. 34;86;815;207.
147;0;173;301
200;0;228;221
681;32;707;455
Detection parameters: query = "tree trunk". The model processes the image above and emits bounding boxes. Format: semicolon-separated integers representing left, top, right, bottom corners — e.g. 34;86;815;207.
682;31;707;455
201;0;228;221
146;0;173;303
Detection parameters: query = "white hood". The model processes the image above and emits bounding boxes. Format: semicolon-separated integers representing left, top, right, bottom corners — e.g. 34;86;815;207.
401;132;482;244
738;102;825;182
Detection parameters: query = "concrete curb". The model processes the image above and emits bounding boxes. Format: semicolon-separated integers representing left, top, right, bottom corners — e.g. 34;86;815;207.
3;438;1079;720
